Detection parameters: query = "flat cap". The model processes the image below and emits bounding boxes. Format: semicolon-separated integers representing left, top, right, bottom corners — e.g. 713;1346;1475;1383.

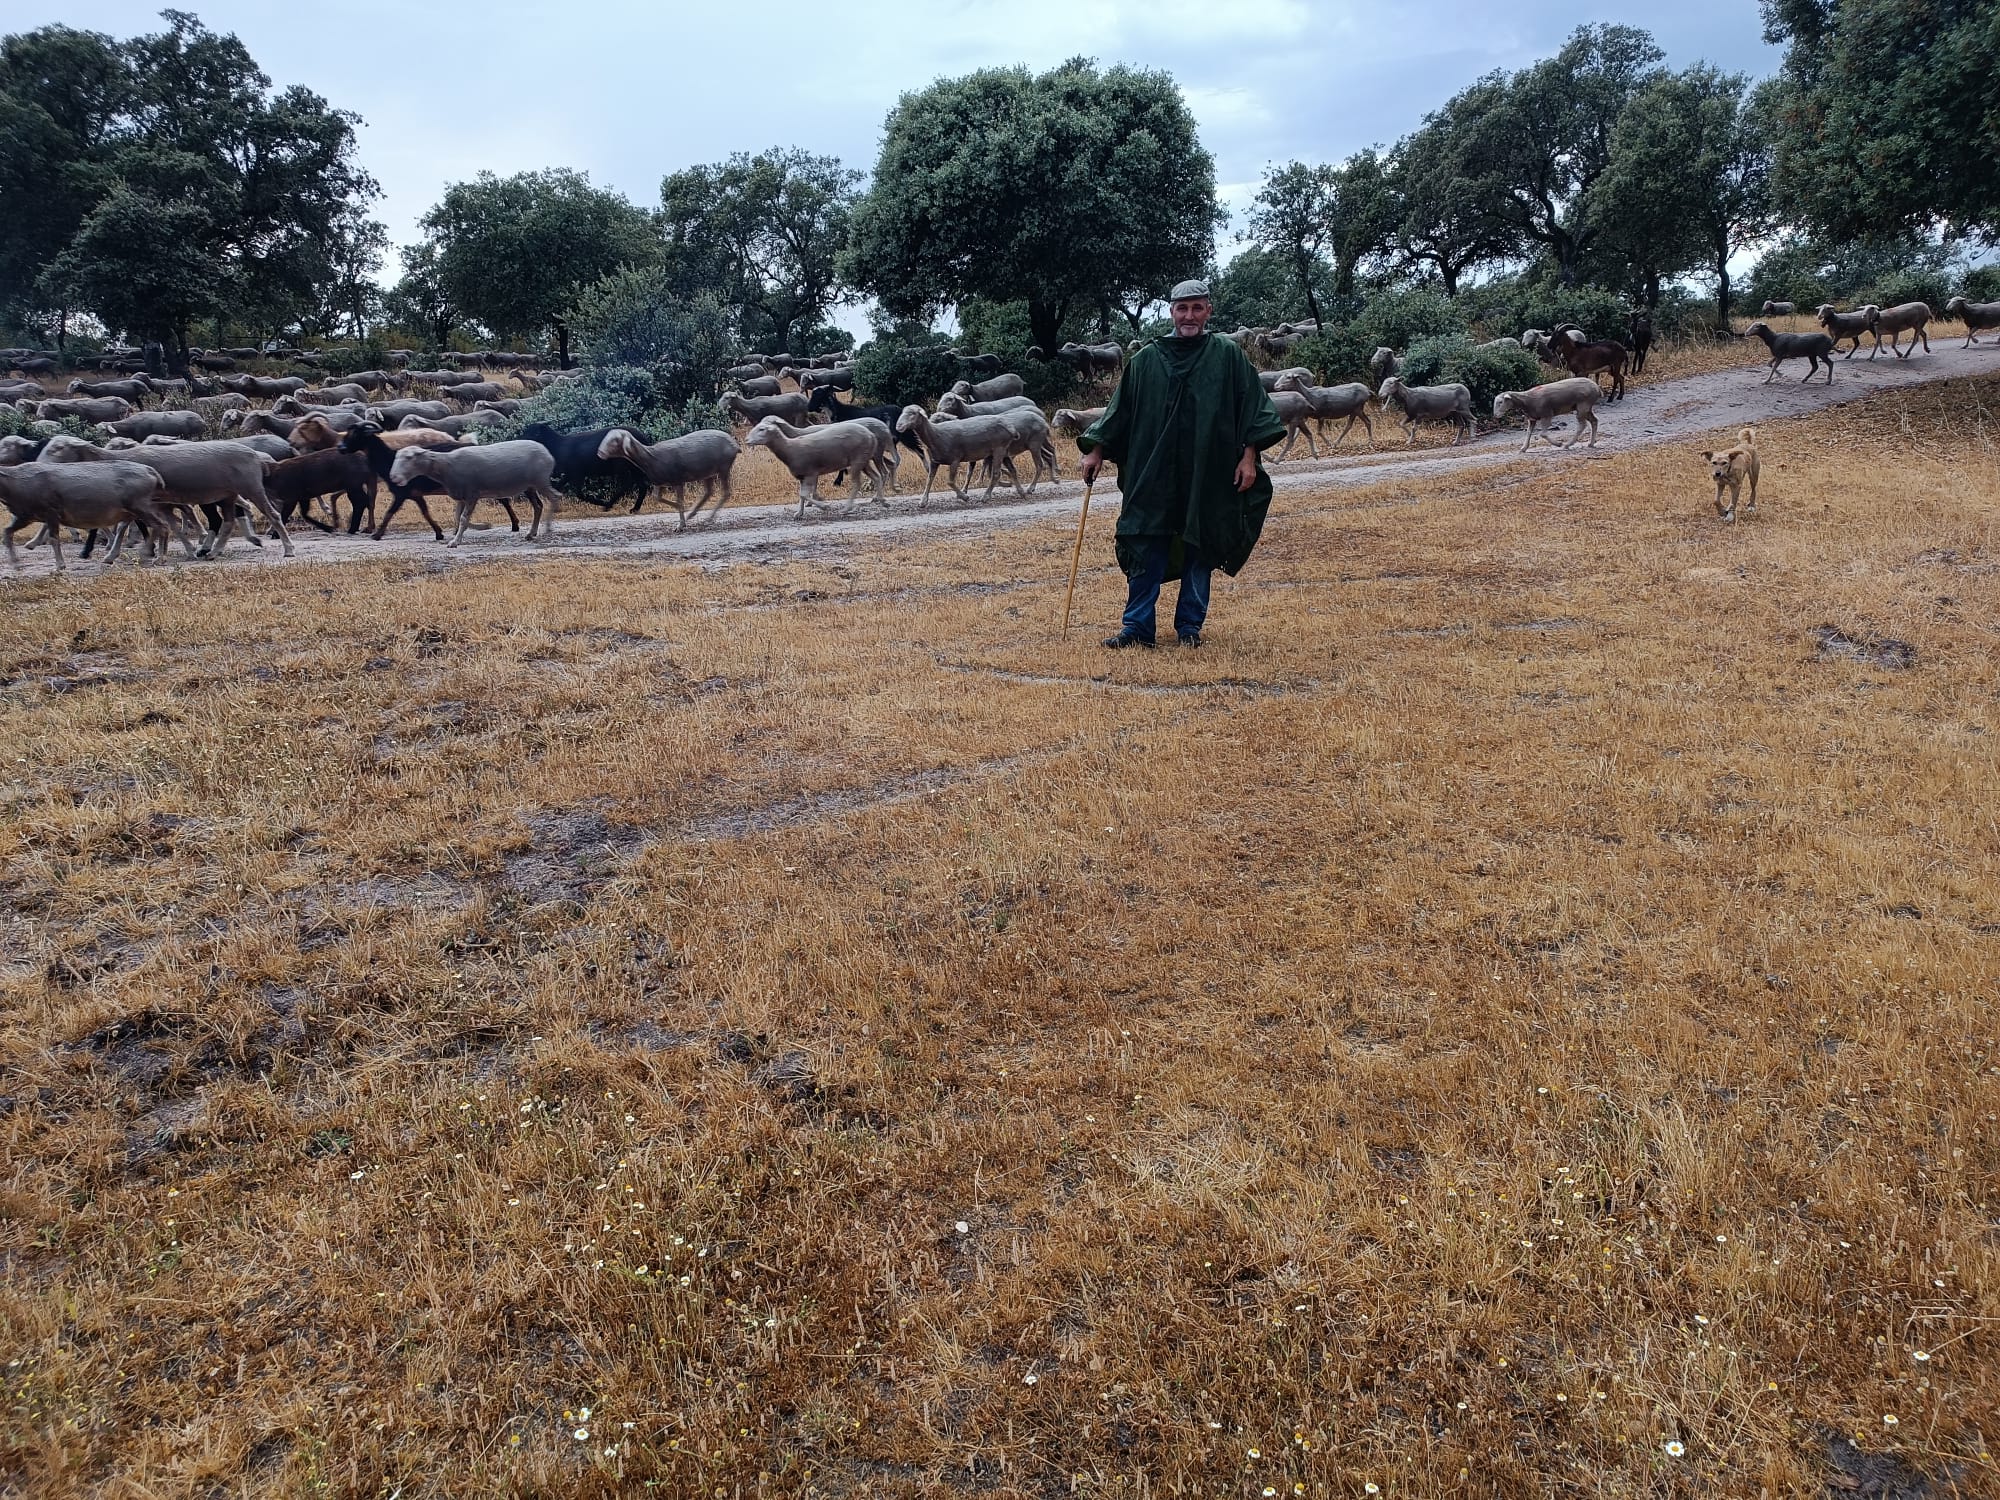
1167;279;1211;302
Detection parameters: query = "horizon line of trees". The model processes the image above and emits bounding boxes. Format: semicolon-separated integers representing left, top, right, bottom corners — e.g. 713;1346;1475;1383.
3;6;1993;376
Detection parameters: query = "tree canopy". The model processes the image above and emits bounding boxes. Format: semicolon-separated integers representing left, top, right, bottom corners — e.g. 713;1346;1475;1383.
843;58;1220;356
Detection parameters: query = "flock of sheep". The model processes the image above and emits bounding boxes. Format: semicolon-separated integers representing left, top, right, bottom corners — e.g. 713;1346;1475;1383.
4;291;1998;574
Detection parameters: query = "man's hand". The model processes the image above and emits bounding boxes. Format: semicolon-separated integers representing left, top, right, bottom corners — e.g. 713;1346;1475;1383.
1079;450;1103;485
1233;446;1259;492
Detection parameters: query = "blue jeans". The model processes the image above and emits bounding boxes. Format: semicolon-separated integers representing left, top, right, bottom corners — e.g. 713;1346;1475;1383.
1121;536;1212;641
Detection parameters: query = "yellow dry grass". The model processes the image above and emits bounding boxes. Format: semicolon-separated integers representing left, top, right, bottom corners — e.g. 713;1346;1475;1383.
2;375;1999;1498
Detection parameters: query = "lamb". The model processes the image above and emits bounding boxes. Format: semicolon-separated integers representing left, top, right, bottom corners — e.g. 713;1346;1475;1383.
597;428;743;525
1551;328;1629;400
0;459;173;571
1491;376;1602;450
745;416;889;518
104;410;208;442
1368;347;1402;383
735;375;784;399
1944;297;2000;346
1816;304;1874;357
67;377;153;403
388;440;559;545
1376;376;1474;446
949;374;1026;403
1743;321;1835;384
1258;366;1316;392
723;391;812;426
1867;301;1933;359
1760;301;1797;316
1270;375;1375;449
37;396;135;424
893;406;1023;506
336;424;465;539
40;432;292;558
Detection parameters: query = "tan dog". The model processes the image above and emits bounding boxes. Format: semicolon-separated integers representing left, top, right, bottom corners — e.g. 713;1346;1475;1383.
1702;426;1760;521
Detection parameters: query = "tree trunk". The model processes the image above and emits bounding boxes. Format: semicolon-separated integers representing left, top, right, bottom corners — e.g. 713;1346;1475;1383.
554;319;572;370
1334;257;1356;299
1645;270;1661;310
1300;273;1323;329
1438;261;1460;298
1715;238;1732;332
1027;299;1063;362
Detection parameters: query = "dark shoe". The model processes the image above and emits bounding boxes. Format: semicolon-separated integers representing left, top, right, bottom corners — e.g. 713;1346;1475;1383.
1178;631;1201;648
1102;631;1154;650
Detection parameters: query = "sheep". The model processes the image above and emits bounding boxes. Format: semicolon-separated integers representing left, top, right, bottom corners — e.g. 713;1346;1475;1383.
736;375;784;399
473;398;526;417
0;459;173;571
513;371;549;393
1742;321;1836;384
340;369;402;393
104;410;207;442
935;391;1038;419
7;354;56;376
1256;329;1299;360
385;349;414;368
190;353;237;372
368;399;453;427
284;409;373;450
949;374;1026;403
1050;407;1107;439
1052;341;1124;379
597;428;743;525
1760;300;1796;316
40;432;292;558
1266;390;1323;460
439;380;509;407
265;447;379;532
405;369;481;386
724;361;769;384
289;382;372;407
1815;304;1874;357
1258;366;1316;392
723;391;812;427
745;416;888;518
1270;375;1375;450
805;389;926;478
0;435;43;465
223;410;297;440
221;374;308;399
66;377;153;403
388;440;559;545
893;406;1023;506
401;411;504;437
204;434;296;462
336;424;466;539
1944;297;2000;346
1368;346;1403;384
191;392;250;417
1867;301;1933;359
1376;376;1475;446
795;366;856;393
1491;376;1603;450
37;396;135;425
0;380;45;401
951;351;1006;377
1551;328;1629;400
990;406;1060;490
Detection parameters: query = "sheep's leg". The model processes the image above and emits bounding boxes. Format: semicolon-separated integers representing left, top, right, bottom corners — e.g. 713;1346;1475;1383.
918;462;938;507
982;452;1008;502
46;525;64;574
497;498;520;532
1582;410;1597;448
448;499;472;547
1301;422;1320;459
2;519;24;570
100;521;128;567
246;495;290;557
1274;427;1296;462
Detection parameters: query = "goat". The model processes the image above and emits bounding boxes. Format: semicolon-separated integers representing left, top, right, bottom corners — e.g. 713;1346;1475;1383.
41;432;291;558
949;374;1026;403
1868;301;1934;359
894;406;1022;506
1945;297;2000;346
388;441;559;545
1743;321;1835;384
1376;376;1474;446
265;448;379;532
517;423;652;511
1551;328;1629;400
1492;377;1602;450
0;459;173;571
745;416;888;518
1626;311;1653;375
1816;304;1874;357
597;429;742;525
1271;376;1374;449
336;424;470;539
723;391;812;427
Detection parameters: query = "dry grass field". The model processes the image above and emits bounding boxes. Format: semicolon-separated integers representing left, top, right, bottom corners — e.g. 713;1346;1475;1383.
2;371;1998;1498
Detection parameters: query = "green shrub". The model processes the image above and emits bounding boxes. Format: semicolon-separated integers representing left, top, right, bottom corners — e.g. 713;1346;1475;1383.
1353;288;1467;351
1287;327;1378;385
1960;265;2000;303
570;274;735;409
317;337;391;378
1465;278;1630;342
1874;269;1953;313
1399;335;1543;414
853;341;960;409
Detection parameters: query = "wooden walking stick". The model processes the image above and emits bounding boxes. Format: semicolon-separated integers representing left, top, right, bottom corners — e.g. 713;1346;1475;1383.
1061;481;1094;635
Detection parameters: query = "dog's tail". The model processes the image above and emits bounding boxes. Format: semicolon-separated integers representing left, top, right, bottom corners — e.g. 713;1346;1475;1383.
1739;426;1757;446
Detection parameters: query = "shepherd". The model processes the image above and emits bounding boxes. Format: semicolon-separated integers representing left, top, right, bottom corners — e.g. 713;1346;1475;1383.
1076;279;1287;649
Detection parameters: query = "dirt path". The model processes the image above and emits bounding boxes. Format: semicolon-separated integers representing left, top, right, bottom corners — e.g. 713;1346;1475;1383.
10;339;1993;579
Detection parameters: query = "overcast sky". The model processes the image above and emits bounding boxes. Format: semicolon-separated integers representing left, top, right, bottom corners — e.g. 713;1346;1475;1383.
17;1;1783;302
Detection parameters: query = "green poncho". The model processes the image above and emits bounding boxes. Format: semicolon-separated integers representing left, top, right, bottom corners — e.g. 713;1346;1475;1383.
1077;333;1288;579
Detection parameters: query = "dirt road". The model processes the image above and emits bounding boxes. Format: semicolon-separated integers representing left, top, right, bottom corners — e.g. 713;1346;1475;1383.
10;338;1993;578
